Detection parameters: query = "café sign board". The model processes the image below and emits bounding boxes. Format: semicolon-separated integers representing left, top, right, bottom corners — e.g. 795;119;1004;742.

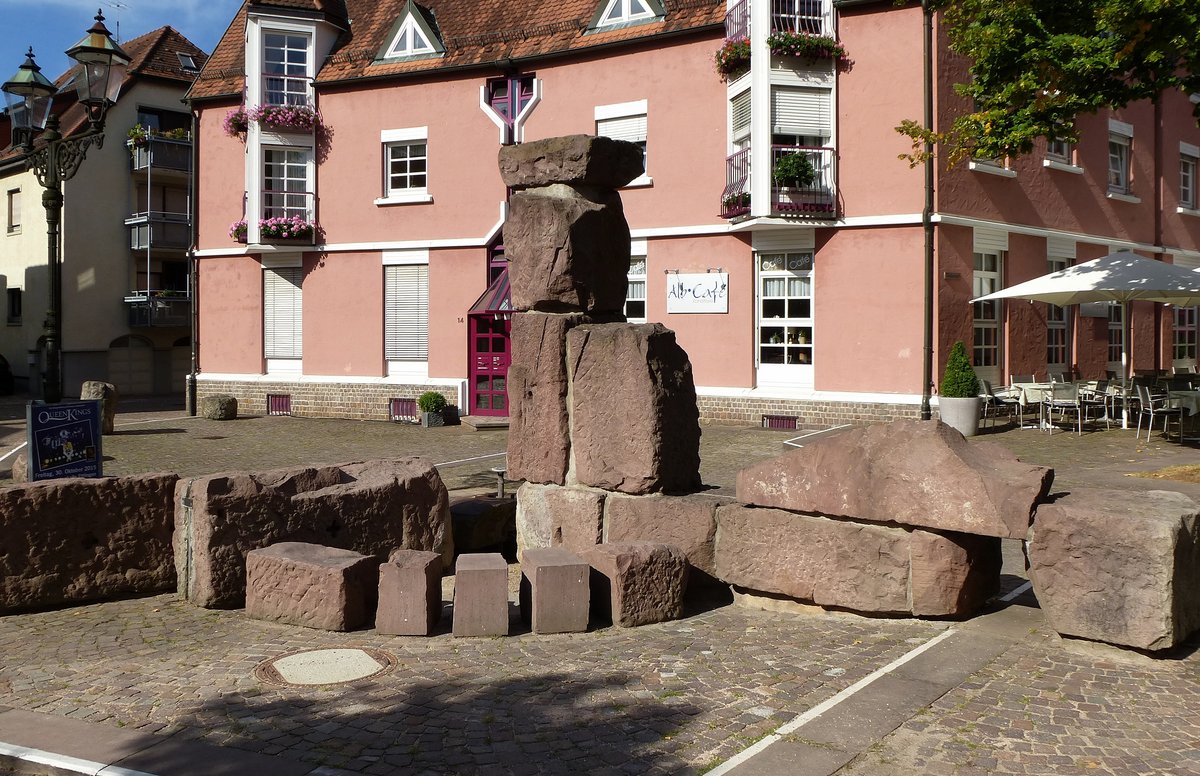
26;400;103;480
666;272;729;314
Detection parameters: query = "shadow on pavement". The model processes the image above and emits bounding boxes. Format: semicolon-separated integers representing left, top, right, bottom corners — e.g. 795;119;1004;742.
139;671;700;774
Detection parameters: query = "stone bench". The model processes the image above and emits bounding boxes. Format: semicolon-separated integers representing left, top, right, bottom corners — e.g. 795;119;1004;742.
452;553;509;637
519;547;590;634
579;542;687;627
198;394;238;420
376;549;442;636
245;542;377;631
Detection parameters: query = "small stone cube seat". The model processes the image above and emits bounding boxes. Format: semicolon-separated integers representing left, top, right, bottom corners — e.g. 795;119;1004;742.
245;542;377;631
519;547;590;634
377;549;442;636
579;542;688;627
452;553;509;637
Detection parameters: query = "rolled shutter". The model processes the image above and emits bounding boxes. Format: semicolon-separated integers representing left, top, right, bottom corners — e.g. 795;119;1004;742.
770;86;831;138
597;114;646;144
264;267;302;358
385;264;429;360
731;90;751;138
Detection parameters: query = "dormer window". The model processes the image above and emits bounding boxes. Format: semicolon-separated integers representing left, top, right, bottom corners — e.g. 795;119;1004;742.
263;32;310;106
378;2;445;61
592;0;663;29
177;53;198;73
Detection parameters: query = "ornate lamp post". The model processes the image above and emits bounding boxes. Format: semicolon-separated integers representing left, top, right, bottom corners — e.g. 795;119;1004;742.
2;11;130;403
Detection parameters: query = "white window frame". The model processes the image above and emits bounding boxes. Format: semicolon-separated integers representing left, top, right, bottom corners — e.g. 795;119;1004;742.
383;250;430;380
1180;142;1198;212
1107;302;1124;375
595;100;650;187
1046;257;1070;374
597;0;657;28
383;15;437;59
5;188;18;234
1173;305;1198;367
1107;119;1137;200
376;127;432;205
756;252;815;387
263;260;303;370
1043;138;1083;174
261;145;313;221
260;29;312;107
626;240;647;322
972;251;1003;387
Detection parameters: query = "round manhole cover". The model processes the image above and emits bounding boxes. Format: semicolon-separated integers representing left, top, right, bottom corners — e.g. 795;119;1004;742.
254;647;396;687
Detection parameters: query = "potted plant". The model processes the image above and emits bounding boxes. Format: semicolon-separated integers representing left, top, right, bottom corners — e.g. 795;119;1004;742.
417;391;448;428
223;106;249;137
766;31;852;70
714;36;751;82
939;340;983;437
772;152;817;189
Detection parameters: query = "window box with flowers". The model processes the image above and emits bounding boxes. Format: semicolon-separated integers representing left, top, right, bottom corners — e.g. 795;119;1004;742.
249;104;320;133
766;32;851;70
223;107;249;137
721;191;751;217
230;217;318;244
714;36;751;82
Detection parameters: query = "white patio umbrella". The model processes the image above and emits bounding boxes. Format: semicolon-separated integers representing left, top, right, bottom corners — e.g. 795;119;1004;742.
971;251;1200;428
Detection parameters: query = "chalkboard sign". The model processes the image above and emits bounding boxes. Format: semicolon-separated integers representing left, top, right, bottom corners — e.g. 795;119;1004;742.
26;400;103;481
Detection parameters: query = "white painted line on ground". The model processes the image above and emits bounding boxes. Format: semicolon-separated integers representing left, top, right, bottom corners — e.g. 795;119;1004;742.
783;424;852;448
0;740;107;775
1000;580;1033;602
705;627;958;776
0;441;26;464
115;415;197;428
434;452;507;467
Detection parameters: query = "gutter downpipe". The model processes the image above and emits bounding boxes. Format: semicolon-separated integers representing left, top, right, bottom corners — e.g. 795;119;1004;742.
186;106;199;416
920;0;934;420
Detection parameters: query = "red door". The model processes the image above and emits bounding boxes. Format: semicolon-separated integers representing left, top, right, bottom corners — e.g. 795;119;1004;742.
469;315;511;416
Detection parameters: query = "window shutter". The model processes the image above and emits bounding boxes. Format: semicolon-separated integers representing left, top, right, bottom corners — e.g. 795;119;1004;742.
770;87;831;138
731;90;751;138
264;267;302;358
385;265;429;360
597;114;647;143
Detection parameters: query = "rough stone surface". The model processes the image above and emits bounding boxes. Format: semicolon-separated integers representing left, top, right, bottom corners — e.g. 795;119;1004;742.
198;394;238;420
245;542;378;632
714;504;912;614
515;482;606;560
736;420;1053;539
453;553;509;637
603;493;718;577
579;542;687;627
1027;488;1200;650
9;451;27;483
80;381;118;434
507;184;631;313
0;473;178;613
498;134;645;190
909;529;1002;617
519;547;590;634
568;323;702;495
174;458;452;609
450;495;516;555
376;549;442;636
506;312;579;484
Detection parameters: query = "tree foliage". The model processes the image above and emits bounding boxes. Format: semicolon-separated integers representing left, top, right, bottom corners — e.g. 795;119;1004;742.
898;0;1200;166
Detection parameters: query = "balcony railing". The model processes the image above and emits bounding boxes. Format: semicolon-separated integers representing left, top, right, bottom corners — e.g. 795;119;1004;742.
124;291;190;328
725;0;749;40
720;146;837;219
126;211;190;251
129;136;192;174
721;147;751;218
771;0;832;36
772;145;836;215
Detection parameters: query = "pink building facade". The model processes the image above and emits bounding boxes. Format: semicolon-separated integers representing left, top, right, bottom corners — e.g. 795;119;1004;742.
186;0;1200;426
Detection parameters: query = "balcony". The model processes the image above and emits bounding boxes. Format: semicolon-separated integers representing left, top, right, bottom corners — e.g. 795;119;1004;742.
128;136;192;175
126;212;190;251
720;146;837;219
124;291;190;328
724;0;834;40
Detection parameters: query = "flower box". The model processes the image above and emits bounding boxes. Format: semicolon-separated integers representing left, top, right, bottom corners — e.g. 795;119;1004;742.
249;104;320;133
714;36;751;81
767;32;851;70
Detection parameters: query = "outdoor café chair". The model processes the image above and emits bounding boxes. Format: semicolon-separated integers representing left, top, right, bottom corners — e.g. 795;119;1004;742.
1043;381;1099;435
980;380;1019;428
1135;383;1184;442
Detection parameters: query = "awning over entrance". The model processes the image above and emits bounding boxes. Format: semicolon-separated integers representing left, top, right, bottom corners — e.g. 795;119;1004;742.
468;268;511;315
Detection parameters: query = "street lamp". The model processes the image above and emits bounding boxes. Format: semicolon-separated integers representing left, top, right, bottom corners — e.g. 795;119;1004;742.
2;10;130;403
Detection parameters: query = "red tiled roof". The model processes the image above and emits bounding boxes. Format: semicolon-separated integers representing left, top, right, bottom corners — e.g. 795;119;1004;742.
188;0;724;101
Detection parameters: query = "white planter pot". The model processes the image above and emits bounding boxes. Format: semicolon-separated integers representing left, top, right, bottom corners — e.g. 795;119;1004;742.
939;396;983;438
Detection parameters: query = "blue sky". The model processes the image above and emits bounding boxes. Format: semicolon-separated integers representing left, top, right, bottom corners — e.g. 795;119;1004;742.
0;0;244;83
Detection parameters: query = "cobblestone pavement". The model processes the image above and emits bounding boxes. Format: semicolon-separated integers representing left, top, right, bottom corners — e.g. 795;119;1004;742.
2;398;1200;774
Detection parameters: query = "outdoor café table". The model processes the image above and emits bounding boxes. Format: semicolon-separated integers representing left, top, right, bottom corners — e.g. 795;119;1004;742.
1169;390;1200;439
1011;382;1052;428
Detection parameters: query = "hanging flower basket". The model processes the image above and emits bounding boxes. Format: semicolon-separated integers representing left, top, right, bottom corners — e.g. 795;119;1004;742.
714;36;751;82
767;32;851;70
249;104;320;133
229;219;248;242
223;107;249;137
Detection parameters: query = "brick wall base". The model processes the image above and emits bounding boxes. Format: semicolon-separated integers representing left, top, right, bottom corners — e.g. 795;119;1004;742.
197;378;928;428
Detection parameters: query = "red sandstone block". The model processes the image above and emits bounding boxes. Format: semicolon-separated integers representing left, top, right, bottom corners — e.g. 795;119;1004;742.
519;547;590;634
453;553;509;637
245;542;377;631
376;549;442;636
